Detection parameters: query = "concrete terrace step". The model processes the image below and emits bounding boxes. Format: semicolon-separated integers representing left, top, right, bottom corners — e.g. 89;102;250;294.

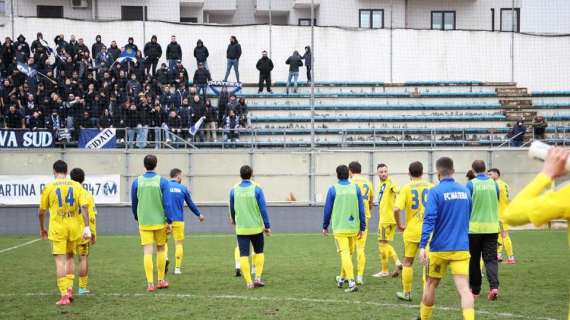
247;102;570;111
236;91;499;98
249;114;570;123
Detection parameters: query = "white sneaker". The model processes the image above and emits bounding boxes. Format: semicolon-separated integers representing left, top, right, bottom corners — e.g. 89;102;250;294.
356;275;364;285
372;271;391;278
174;268;182;275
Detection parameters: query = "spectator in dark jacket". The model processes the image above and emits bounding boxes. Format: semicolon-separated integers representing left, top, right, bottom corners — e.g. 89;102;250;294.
91;35;105;60
285;50;303;94
99;108;113;128
107;41;121;62
16;35;30;60
95;46;111;68
223;109;240;145
124;37;138;55
193;39;209;69
193;62;211;100
532;115;548;140
165;110;182;144
191;95;206;142
256;50;274;93
166;35;182;72
5;105;24;128
301;45;312;82
31;32;45;54
217;86;229;125
204;99;218;142
155;63;170;85
223;36;242;83
144;35;162;76
509;120;527;147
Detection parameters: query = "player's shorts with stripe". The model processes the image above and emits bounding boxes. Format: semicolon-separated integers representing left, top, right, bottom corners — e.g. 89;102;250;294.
378;223;396;241
427;251;470;279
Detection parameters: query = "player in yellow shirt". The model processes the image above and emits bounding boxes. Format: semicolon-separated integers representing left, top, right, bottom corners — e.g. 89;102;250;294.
394;161;433;301
373;163;402;278
348;161;374;285
38;160;91;306
487;168;516;264
503;147;570;320
69;168;97;295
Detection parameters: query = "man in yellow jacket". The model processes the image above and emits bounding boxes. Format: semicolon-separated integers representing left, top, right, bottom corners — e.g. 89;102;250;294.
503;146;570;320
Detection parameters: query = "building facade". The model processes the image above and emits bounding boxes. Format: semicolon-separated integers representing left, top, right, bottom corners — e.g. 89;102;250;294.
1;0;568;33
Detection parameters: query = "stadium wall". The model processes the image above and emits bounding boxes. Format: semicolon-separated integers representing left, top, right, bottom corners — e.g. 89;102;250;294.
0;148;545;234
0;148;542;203
1;17;569;90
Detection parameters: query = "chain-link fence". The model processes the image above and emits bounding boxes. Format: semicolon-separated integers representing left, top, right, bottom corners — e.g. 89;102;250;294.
0;0;569;150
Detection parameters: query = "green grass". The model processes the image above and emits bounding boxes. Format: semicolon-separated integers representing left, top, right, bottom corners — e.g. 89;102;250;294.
0;231;567;320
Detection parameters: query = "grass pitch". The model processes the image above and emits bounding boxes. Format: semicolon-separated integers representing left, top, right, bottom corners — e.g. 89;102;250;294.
0;231;567;320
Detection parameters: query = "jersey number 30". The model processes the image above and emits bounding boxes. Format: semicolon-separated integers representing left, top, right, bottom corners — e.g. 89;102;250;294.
411;189;428;210
56;188;75;207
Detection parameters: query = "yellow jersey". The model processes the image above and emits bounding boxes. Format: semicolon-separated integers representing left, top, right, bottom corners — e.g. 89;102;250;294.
378;177;399;225
351;175;374;220
503;173;569;246
39;178;87;240
496;179;510;221
395;179;433;243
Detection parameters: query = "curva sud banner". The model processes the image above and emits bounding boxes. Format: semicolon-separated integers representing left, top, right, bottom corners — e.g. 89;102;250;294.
0;129;55;148
0;175;121;205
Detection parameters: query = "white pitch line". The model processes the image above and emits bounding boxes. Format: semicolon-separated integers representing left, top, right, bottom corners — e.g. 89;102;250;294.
0;238;41;254
0;292;557;320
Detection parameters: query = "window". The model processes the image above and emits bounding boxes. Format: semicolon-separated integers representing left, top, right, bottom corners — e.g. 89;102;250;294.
0;1;5;16
37;5;64;18
298;18;317;26
431;11;455;30
490;9;495;31
121;6;148;21
500;8;520;32
359;9;384;29
180;17;198;23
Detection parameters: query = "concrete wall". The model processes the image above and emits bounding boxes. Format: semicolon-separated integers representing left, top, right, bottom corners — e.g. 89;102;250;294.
0;205;343;234
3;17;569;90
0;149;544;204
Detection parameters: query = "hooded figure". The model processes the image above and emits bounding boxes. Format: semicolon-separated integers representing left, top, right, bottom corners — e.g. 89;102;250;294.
16;34;31;59
509;121;527;147
92;35;105;59
193;39;209;68
144;35;162;76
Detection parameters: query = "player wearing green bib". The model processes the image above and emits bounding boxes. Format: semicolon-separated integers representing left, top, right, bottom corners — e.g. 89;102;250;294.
466;160;500;301
229;165;271;289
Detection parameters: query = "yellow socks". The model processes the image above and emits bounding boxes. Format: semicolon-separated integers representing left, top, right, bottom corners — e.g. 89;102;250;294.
57;277;68;296
402;266;413;293
340;248;354;281
79;276;88;289
503;235;514;257
463;308;475;320
420;303;433;320
239;256;252;284
65;274;75;290
175;244;183;269
356;247;366;277
253;253;265;279
387;244;401;265
144;253;154;284
234;246;241;268
157;250;166;281
379;243;389;273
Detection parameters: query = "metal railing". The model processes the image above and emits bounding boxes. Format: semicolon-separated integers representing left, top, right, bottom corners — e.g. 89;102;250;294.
37;126;570;150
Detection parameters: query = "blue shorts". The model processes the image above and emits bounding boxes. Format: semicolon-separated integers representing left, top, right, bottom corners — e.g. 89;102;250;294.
237;233;264;257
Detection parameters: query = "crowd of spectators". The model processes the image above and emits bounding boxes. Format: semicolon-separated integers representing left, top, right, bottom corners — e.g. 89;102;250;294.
0;32;255;147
